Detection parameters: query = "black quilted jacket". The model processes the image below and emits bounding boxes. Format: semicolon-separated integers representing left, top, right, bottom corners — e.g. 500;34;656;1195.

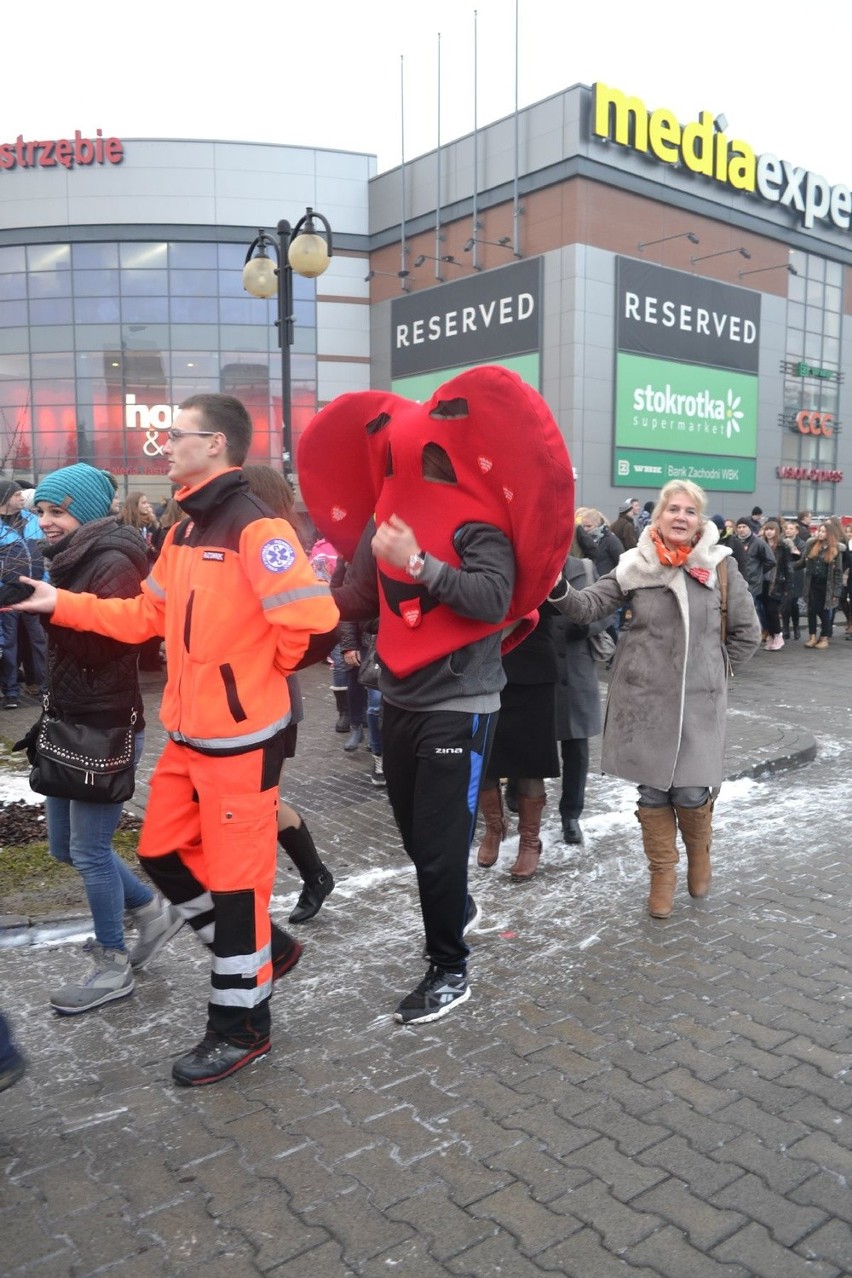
43;518;149;729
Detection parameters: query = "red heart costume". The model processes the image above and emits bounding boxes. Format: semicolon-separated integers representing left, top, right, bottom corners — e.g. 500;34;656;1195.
298;364;574;678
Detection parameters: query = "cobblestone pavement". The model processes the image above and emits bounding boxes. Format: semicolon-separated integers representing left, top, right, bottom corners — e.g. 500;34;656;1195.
2;637;851;1277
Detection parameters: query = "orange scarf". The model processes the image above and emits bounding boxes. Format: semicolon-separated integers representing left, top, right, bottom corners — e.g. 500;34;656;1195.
650;526;693;567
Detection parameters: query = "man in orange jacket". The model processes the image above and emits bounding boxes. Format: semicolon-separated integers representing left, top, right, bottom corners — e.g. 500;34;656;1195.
11;394;339;1085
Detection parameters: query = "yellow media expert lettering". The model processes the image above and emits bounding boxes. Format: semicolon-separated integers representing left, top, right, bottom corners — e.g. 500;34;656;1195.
593;82;852;233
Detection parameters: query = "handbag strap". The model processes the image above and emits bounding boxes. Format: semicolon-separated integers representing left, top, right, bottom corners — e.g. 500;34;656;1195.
718;557;728;645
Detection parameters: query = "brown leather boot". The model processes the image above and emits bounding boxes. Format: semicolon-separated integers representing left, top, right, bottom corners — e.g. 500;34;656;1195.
636;805;678;917
476;786;506;867
509;793;546;881
674;798;713;898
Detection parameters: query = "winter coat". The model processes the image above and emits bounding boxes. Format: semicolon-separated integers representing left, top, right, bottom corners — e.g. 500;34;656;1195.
740;533;775;597
551;557;608;741
42;518;149;729
764;541;791;601
611;514;638;551
792;538;845;608
593;527;625;576
0;509;46;583
53;470;339;753
548;522;761;790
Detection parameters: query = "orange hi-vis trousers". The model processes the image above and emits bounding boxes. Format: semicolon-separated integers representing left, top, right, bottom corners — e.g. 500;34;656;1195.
138;735;287;1044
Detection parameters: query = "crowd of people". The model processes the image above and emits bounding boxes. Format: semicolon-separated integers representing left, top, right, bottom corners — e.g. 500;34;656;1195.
0;380;845;1092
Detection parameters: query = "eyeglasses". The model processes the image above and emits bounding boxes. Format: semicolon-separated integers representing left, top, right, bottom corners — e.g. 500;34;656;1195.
166;428;218;441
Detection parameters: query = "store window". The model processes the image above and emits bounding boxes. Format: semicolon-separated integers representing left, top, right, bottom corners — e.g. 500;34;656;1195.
0;235;319;484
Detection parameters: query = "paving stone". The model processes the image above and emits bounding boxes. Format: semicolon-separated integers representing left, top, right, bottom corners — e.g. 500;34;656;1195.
790;1171;852;1226
786;1130;852;1181
384;1184;496;1262
632;1175;747;1251
794;1219;852;1270
550;1176;662;1250
484;1137;589;1203
712;1221;841;1278
707;1132;817;1196
537;1224;664;1277
711;1170;828;1247
628;1223;752;1277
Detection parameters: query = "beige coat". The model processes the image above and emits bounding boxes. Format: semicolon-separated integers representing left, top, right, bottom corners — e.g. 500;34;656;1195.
550;522;761;790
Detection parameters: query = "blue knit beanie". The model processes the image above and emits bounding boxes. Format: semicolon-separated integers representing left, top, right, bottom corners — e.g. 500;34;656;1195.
33;464;115;526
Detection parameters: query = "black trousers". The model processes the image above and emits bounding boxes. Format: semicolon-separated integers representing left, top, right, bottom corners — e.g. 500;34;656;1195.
559;738;589;822
381;703;496;972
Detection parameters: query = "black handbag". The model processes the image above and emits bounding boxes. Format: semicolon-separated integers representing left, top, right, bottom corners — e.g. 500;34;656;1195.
29;706;137;805
358;633;381;690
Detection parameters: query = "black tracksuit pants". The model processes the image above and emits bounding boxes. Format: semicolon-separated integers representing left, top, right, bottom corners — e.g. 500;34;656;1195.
381;703;496;973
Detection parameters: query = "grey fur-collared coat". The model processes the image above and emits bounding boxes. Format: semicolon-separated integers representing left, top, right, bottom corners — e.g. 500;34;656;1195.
549;522;761;790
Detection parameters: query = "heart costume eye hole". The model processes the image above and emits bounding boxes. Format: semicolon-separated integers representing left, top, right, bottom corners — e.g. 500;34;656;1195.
429;396;469;421
366;412;392;435
422;443;457;485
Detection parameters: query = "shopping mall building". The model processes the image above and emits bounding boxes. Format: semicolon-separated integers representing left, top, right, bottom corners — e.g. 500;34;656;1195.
3;79;852;518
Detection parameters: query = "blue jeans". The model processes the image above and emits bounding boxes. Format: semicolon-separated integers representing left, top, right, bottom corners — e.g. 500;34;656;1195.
0;1009;22;1072
0;612;47;697
366;688;383;755
45;733;152;951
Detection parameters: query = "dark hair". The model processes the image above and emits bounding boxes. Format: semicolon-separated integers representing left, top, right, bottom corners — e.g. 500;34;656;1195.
242;464;295;520
179;393;253;466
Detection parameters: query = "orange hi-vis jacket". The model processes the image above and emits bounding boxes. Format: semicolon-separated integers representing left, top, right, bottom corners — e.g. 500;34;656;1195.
52;469;339;754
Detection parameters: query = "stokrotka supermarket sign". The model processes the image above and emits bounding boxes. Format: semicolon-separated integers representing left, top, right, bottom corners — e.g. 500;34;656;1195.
0;130;124;172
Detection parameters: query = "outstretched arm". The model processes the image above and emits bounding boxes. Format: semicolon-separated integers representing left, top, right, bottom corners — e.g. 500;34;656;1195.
4;578;57;613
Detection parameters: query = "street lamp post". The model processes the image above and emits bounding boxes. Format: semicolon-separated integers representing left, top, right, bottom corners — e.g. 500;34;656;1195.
242;208;333;483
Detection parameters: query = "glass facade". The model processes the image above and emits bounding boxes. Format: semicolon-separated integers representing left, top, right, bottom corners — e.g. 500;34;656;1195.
0;238;320;489
781;251;844;517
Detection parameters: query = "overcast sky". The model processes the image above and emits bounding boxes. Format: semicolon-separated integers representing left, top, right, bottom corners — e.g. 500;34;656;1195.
4;0;850;187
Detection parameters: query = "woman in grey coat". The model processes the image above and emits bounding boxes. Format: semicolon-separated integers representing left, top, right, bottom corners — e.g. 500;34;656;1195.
548;480;761;918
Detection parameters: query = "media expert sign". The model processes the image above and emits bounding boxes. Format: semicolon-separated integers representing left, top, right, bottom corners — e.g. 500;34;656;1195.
0;130;123;171
616;257;760;375
593;82;851;234
391;257;542;379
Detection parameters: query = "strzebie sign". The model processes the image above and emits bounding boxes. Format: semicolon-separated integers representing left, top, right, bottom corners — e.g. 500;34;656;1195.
391;257;542;378
0;130;124;171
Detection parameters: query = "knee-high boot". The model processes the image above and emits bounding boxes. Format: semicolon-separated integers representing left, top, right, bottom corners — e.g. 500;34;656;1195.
509;793;546;881
477;786;507;867
333;689;350;733
674;798;714;898
636;805;678;917
278;821;335;924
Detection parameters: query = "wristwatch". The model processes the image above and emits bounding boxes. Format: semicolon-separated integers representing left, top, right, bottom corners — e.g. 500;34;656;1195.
406;551;426;579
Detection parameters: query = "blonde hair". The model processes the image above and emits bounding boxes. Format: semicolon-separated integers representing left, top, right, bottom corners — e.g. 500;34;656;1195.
651;480;708;528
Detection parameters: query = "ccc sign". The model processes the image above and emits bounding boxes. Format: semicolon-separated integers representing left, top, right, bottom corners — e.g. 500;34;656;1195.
796;410;833;437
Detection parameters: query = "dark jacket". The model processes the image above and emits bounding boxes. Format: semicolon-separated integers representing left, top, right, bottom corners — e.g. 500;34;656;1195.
333;519;515;713
740;532;775;596
792;538;845;608
43;519;149;729
610;513;638;551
